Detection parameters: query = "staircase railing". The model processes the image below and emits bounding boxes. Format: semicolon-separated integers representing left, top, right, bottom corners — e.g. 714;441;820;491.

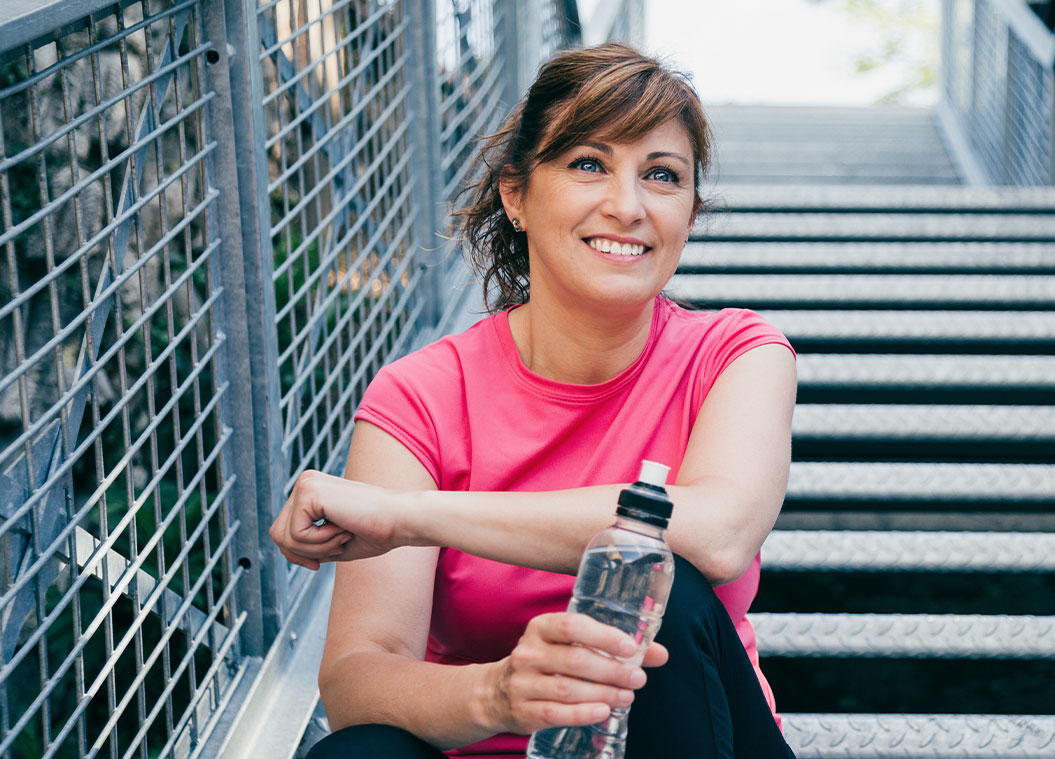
940;0;1055;185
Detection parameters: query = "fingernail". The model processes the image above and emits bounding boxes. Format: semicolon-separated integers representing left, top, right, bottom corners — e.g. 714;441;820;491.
618;689;635;706
629;669;646;688
617;638;636;657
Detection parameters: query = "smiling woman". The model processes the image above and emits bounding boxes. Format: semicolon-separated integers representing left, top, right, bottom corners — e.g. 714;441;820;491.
268;43;798;759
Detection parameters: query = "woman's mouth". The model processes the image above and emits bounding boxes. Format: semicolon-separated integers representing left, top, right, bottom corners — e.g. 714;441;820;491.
583;237;649;257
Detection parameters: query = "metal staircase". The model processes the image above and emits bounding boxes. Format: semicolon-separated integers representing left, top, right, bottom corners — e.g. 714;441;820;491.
674;105;1055;758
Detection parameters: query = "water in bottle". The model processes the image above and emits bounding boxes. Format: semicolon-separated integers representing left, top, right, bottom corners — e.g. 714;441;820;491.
526;460;676;759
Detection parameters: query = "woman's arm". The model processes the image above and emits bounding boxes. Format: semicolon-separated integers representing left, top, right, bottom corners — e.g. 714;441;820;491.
274;343;795;585
307;420;660;747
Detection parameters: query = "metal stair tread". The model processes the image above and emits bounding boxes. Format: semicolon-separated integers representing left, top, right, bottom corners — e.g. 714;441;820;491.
694;212;1055;240
761;310;1055;341
680;242;1055;271
786;462;1055;502
667;273;1055;305
710;184;1055;212
792;404;1055;440
751;612;1055;658
762;530;1055;572
781;713;1055;758
797;354;1055;387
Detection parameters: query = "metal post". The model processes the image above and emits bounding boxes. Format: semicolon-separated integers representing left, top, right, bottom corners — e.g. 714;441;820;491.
501;0;522;109
200;0;267;658
219;0;289;645
406;0;444;331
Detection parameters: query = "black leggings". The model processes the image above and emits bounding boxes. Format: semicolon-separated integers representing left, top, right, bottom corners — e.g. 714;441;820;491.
307;555;795;758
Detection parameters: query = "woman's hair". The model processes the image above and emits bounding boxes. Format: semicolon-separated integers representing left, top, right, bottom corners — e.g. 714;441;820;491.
456;42;714;312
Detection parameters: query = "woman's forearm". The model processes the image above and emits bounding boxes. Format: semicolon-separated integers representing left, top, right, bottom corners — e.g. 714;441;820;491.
392;478;780;584
320;648;499;748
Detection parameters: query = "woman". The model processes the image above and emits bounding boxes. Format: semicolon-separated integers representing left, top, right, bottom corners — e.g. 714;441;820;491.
269;43;798;758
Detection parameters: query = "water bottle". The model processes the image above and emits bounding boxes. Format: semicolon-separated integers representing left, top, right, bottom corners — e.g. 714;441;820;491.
526;460;676;759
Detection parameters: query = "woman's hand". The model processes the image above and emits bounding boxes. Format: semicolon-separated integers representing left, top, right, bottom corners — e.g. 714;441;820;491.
268;469;404;570
480;612;668;735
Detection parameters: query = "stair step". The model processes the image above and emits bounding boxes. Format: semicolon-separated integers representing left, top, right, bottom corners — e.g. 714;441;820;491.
782;713;1055;758
792;404;1055;441
680;242;1055;272
763;310;1055;346
797;354;1055;389
714;174;963;186
695;213;1055;241
752;613;1055;658
762;530;1055;572
668;273;1055;308
786;462;1055;504
713;185;1055;213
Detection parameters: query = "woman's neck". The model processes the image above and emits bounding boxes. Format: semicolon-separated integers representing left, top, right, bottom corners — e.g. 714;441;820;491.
507;294;657;385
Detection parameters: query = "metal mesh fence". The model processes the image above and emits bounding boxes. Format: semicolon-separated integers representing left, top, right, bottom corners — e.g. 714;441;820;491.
0;0;582;755
942;0;1055;185
0;2;243;756
254;0;424;494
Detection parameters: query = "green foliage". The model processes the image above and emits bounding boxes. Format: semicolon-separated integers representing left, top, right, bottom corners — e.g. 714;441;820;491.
806;0;939;104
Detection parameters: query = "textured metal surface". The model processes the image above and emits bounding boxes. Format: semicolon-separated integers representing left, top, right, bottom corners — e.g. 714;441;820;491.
763;530;1055;572
668;273;1055;306
797;354;1055;387
783;713;1055;758
753;613;1055;658
715;184;1055;212
698;212;1055;240
792;404;1055;440
786;462;1055;502
763;310;1055;342
680;241;1055;271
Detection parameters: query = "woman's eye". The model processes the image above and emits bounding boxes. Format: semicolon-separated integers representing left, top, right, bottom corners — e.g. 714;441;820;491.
647;167;679;183
570;157;603;173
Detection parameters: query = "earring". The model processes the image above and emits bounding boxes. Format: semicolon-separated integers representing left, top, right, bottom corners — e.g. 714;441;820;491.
511;217;523;232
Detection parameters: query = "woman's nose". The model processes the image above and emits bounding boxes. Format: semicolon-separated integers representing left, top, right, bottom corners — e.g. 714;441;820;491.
600;176;646;226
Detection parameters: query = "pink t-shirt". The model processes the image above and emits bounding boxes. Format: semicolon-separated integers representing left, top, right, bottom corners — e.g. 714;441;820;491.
354;297;793;757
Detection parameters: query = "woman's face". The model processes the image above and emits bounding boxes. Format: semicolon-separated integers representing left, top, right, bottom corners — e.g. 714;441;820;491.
502;118;697;314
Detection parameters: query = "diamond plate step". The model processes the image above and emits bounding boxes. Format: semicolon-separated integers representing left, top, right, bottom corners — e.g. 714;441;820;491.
752;613;1055;658
797;354;1055;388
782;713;1055;758
694;213;1055;241
714;185;1055;213
667;273;1055;307
792;404;1055;441
679;242;1055;272
762;530;1055;572
762;310;1055;345
786;462;1055;503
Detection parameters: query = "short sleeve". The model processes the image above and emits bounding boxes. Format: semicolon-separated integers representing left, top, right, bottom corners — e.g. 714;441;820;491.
354;359;444;487
693;308;795;408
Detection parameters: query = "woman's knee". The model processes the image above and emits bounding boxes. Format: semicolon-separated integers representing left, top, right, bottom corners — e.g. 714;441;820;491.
306;724;446;759
657;555;729;645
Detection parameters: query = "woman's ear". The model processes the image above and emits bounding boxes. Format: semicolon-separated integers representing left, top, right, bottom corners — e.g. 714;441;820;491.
499;176;523;224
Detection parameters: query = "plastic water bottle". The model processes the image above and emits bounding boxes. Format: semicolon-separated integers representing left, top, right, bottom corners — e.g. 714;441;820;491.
526;460;676;759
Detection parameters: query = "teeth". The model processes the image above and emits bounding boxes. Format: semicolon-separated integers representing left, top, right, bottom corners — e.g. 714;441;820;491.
586;238;646;256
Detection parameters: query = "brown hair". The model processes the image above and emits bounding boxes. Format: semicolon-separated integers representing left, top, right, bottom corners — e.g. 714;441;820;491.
456;43;714;312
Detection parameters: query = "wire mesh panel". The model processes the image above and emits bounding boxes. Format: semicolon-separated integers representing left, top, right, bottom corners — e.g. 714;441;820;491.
254;0;425;492
0;2;244;757
1005;26;1054;186
943;0;1055;185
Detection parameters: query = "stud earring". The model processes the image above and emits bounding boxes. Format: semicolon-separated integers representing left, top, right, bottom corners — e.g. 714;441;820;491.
511;217;523;232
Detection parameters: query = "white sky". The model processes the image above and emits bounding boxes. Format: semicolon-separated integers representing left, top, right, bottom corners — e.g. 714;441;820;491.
580;0;940;106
